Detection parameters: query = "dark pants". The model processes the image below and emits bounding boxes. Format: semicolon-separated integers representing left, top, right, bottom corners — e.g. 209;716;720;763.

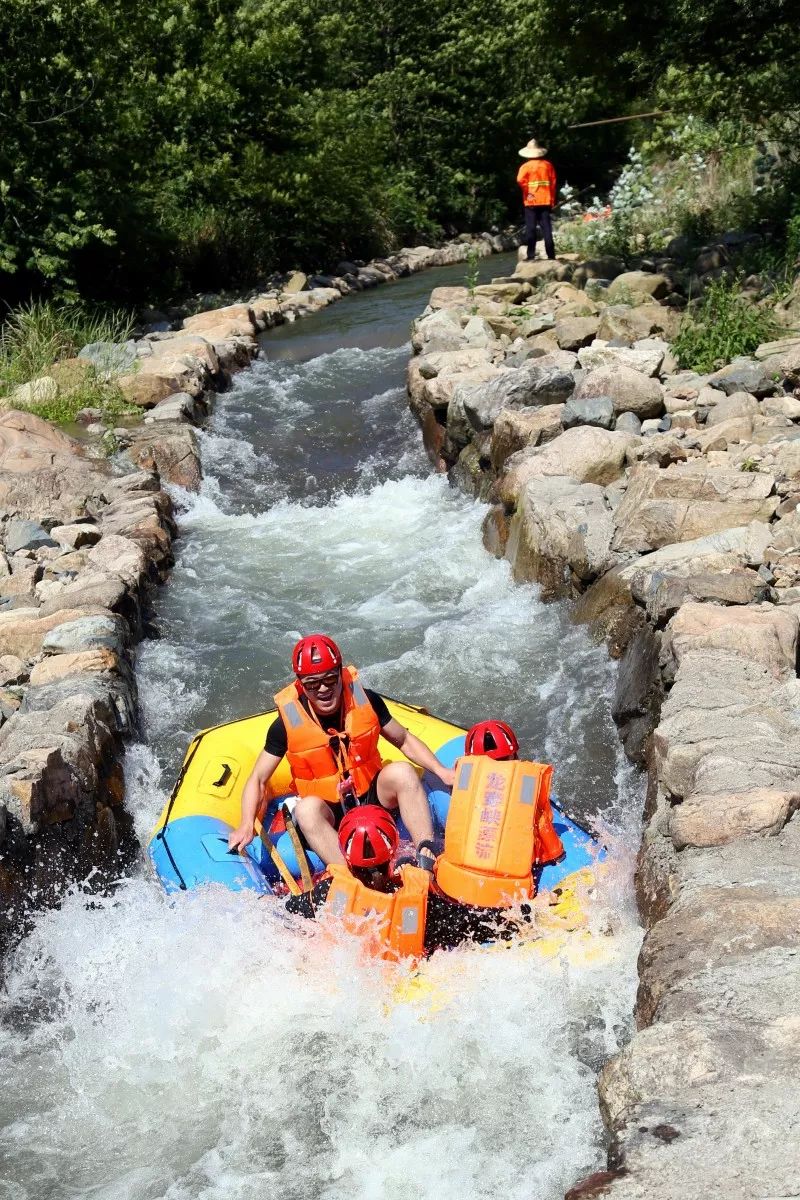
524;206;555;260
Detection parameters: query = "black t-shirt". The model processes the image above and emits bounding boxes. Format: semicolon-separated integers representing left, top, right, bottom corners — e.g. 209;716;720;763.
264;687;392;758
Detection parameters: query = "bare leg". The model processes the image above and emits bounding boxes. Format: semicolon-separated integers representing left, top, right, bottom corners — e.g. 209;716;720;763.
293;795;344;866
376;761;435;850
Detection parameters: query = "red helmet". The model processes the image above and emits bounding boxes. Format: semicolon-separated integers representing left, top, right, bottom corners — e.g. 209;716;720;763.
338;805;399;869
292;634;342;676
465;720;519;760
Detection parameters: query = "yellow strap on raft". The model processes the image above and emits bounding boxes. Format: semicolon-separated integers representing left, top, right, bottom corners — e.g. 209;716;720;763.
283;807;313;892
253;817;302;895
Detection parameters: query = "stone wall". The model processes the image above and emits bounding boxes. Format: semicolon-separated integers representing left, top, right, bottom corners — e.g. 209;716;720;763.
408;247;800;1197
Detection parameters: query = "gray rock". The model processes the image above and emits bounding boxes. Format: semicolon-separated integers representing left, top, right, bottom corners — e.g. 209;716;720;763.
575;365;665;420
615;411;642;436
708;356;779;398
41;614;127;656
78;339;138;379
461;363;573;430
562;393;614;430
4;519;57;554
148;392;204;424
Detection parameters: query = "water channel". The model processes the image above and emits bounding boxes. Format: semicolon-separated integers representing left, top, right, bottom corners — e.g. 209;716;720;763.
0;253;643;1200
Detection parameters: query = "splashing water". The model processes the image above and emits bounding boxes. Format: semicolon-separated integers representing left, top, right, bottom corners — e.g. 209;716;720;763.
0;258;642;1199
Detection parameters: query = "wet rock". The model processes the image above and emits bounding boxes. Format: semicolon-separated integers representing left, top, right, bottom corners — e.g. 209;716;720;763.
612;623;664;764
4;519;57;554
575;364;664;419
611;463;777;552
562;393;615;430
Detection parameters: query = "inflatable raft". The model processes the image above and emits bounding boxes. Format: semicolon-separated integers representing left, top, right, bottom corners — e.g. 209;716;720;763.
149;698;601;897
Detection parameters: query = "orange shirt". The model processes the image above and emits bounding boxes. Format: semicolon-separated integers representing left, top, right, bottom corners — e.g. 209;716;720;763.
517;159;557;208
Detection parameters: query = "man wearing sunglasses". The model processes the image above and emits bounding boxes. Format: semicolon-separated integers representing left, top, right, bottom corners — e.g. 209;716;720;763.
228;634;455;869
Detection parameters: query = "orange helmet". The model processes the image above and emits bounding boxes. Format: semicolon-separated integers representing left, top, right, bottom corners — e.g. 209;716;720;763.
292;634;342;676
465;720;519;760
338;805;399;868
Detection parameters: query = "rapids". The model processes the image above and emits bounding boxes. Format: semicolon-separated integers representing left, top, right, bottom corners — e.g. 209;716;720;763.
0;254;643;1200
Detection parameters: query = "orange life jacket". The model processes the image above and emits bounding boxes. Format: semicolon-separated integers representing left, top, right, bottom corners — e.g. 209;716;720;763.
517;159;557;208
435;756;561;908
274;666;384;803
326;863;430;961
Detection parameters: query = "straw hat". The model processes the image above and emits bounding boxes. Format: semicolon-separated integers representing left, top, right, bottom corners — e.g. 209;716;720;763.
518;138;548;159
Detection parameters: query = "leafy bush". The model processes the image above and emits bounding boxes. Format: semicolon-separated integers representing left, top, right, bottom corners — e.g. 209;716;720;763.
672;278;779;373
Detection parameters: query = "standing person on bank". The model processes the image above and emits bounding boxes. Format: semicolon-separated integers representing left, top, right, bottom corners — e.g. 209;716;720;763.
517;138;557;261
227;634;454;869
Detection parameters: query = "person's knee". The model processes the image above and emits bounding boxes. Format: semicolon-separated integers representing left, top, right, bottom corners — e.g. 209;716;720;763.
294;795;331;827
378;761;421;799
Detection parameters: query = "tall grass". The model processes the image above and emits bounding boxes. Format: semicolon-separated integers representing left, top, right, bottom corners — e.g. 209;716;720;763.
0;299;137;424
0;300;134;391
672;277;780;373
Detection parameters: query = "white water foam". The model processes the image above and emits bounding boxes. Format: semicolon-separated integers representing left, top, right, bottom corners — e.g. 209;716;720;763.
0;831;640;1200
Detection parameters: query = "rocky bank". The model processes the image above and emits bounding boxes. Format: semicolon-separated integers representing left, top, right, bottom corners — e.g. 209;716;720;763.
0;234;514;958
408;247;800;1197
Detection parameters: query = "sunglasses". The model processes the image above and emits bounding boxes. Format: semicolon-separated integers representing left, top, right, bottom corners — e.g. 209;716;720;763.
299;670;341;694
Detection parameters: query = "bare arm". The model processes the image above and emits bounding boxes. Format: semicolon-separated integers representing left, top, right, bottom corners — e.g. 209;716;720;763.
380;718;456;789
228;749;282;850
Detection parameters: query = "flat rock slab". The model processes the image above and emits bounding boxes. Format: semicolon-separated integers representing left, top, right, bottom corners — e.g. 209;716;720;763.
663;600;798;678
611;462;778;552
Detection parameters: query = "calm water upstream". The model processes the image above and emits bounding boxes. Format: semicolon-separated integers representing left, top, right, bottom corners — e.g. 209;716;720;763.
0;253;643;1200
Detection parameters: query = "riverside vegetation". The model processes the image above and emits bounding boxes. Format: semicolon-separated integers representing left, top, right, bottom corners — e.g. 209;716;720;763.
1;0;798;307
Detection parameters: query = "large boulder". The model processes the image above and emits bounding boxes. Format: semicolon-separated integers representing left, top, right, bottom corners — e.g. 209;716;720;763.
411;308;465;354
597;303;681;344
611;462;778;552
554;315;599;350
661;601;798;680
562;393;614;430
458;362;574;431
507;475;618;596
499;427;636;503
490;405;564;471
578;338;667;377
574;363;664;419
705;389;760;426
707;356;779;397
607;270;671;303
